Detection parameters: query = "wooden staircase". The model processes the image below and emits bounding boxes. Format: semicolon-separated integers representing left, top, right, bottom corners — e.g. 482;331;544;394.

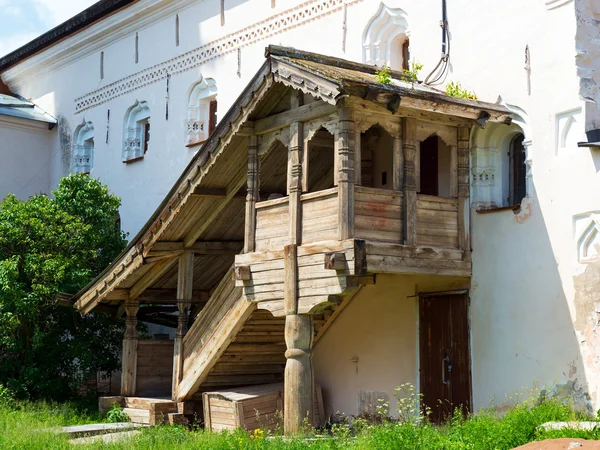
176;268;257;401
99;396;178;425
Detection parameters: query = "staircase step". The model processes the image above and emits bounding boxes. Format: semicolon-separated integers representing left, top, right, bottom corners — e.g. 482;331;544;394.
70;430;141;445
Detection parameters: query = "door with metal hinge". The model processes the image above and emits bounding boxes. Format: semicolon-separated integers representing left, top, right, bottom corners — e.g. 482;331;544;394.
419;293;471;423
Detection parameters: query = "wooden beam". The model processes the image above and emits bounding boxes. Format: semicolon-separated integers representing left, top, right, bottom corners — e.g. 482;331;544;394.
324;252;347;270
146;241;243;258
457;126;471;259
129;257;178;301
121;301;139;396
403;118;418;246
254;101;336;135
337;104;355;240
233;266;251;281
110;288;209;304
244;135;259;253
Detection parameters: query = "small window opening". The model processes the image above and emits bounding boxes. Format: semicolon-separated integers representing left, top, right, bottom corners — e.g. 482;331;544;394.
123;101;151;162
135;33;139;64
142;121;150;154
361;125;394;190
419;135;452;197
509;133;526;205
257;140;288;201
175;15;180;47
220;0;225;26
306;127;335;192
73;121;95;174
209;100;218;135
186;78;217;146
402;39;410;71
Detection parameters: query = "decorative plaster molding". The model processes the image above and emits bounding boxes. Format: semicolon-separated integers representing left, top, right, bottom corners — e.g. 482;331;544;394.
544;0;573;10
73;0;360;114
2;0;199;90
574;212;600;263
556;107;585;154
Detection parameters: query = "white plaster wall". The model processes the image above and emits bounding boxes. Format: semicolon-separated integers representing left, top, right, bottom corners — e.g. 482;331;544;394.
2;0;595;412
0;118;52;200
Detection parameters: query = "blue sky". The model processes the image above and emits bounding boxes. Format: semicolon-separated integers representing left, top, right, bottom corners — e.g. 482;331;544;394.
0;0;97;57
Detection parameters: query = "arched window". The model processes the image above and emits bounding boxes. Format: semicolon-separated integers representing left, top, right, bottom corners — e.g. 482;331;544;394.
123;101;151;162
363;3;409;70
186;78;217;146
73;121;94;174
509;134;527;206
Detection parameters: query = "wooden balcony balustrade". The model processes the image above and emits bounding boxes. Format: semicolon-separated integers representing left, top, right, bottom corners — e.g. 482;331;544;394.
253;186;460;252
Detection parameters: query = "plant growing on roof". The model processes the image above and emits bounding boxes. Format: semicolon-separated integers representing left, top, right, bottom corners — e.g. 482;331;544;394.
375;65;392;84
446;81;478;100
403;61;424;83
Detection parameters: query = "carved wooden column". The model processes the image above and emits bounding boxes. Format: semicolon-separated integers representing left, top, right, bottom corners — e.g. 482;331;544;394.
120;300;139;396
172;251;194;399
457;126;471;259
289;122;303;245
336;104;355;240
403;118;418;246
354;130;362;186
244;135;259;253
283;244;314;434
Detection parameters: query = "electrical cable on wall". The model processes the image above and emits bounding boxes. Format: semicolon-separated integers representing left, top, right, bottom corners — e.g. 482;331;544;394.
424;0;450;85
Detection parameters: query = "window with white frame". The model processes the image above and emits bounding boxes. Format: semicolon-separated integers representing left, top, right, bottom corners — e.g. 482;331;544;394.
123;101;151;162
73;121;94;174
363;3;409;71
186;78;217;146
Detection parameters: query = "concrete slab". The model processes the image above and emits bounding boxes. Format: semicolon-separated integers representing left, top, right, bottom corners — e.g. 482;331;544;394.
70;430;141;445
60;422;146;438
539;421;600;431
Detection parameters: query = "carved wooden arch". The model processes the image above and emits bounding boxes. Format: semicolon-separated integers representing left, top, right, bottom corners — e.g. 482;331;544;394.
356;117;401;139
258;128;290;156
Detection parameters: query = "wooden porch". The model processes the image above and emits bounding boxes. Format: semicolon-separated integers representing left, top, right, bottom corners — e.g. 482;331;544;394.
72;46;511;433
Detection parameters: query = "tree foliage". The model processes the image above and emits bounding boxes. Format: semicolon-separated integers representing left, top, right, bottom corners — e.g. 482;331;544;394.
0;174;128;399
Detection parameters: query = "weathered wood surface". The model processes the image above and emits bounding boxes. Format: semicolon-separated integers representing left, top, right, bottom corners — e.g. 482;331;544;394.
300;188;338;245
177;268;256;401
457;126;471;259
354;186;403;243
121;302;139;396
403;117;418;246
173;252;194;399
136;340;174;397
255;197;290;252
234;240;360;316
203;383;324;432
416;195;459;248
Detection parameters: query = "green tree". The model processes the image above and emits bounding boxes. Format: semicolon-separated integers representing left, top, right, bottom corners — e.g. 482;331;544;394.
0;174;128;399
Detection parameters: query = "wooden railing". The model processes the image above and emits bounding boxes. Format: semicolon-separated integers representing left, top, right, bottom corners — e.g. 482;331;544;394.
416;195;459;248
300;187;338;245
354;186;403;244
253;189;459;251
255;197;289;252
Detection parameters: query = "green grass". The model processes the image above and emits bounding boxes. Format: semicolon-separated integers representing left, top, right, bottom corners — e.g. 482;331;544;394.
0;399;598;449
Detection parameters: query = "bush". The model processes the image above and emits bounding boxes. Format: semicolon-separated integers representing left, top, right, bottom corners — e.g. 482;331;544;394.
0;174;128;400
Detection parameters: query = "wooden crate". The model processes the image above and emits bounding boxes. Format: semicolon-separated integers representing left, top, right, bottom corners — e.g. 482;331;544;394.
203;382;325;432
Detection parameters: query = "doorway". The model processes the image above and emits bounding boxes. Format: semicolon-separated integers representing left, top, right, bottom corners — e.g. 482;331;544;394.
419;293;471;422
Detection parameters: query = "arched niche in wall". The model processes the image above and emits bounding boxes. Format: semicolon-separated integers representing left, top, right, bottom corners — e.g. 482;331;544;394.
470;102;532;210
186;77;217;146
73;120;94;174
362;2;409;70
575;212;600;263
123;100;151;162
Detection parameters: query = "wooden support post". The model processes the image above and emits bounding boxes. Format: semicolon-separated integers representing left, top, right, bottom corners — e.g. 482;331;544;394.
172;252;194;399
120;301;139;396
354;131;362;186
403;118;418;246
245;135;258;253
283;244;314;434
392;136;403;191
289;122;303;245
337;105;355;240
457;126;471;259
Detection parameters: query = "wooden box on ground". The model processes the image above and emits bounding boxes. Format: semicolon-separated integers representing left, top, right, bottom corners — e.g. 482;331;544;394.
203;383;325;432
98;396;179;425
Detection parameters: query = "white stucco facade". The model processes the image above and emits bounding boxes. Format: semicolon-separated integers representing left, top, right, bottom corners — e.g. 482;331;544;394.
2;0;599;415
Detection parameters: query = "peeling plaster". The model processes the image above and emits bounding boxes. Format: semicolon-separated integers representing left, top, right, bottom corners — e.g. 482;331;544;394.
514;197;533;224
541;378;592;414
57;115;72;175
572;262;600;409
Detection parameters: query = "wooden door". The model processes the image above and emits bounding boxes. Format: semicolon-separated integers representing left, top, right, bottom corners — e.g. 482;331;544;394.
419;293;471;423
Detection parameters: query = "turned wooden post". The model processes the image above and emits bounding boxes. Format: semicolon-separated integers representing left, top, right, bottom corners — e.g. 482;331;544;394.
288;122;303;245
354;131;362;186
120;301;139;396
336;105;355;240
172;251;194;399
457;126;471;259
283;244;314;434
245;135;259;253
403;118;418;246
